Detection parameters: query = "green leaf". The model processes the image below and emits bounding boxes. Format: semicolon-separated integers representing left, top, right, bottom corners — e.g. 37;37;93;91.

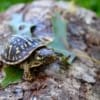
48;13;75;64
1;66;23;88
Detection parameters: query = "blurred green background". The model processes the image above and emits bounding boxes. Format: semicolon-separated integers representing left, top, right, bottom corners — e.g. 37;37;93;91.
0;0;100;16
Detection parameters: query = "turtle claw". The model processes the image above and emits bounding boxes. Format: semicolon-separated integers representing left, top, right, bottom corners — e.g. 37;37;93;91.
23;72;33;81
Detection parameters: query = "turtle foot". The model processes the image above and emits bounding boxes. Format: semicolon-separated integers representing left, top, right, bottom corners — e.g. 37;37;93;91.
23;72;33;81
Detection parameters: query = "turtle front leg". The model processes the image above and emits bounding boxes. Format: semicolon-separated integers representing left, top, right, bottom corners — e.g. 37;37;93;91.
22;63;33;81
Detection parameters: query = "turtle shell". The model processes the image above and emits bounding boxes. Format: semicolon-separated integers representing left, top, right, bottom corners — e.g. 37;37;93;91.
1;35;45;65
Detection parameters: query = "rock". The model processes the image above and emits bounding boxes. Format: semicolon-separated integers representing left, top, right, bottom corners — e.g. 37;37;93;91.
68;36;87;50
76;8;96;24
0;86;23;99
0;0;100;100
5;3;25;15
88;46;100;60
69;62;96;83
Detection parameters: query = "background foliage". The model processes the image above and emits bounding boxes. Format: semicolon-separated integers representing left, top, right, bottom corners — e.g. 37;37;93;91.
69;0;100;16
0;0;100;16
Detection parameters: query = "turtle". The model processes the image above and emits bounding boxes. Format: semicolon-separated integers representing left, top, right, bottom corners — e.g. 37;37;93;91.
0;34;57;80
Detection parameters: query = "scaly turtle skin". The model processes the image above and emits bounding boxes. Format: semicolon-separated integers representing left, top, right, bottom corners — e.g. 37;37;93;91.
1;35;57;80
20;47;57;80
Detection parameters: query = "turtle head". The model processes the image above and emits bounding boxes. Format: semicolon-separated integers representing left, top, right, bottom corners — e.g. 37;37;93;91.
33;48;57;66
